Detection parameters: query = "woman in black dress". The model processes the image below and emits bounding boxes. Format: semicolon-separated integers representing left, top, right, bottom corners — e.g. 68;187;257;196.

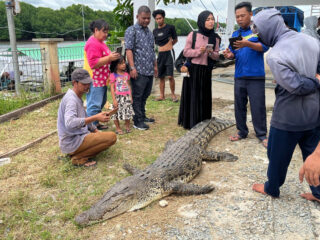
178;10;220;129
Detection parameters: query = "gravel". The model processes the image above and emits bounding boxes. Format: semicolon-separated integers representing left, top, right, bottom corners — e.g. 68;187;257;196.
155;107;320;240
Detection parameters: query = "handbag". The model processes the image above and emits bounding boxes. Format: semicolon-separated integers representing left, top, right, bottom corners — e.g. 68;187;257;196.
174;31;197;72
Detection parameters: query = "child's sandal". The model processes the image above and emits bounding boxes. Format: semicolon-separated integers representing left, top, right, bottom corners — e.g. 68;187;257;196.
116;130;124;135
126;129;132;134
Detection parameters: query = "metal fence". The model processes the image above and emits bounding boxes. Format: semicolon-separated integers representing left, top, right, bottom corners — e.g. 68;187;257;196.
0;43;122;93
58;43;121;86
0;48;46;92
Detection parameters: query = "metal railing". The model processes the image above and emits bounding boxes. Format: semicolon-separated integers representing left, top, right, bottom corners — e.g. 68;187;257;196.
58;43;121;86
0;48;46;92
0;43;122;92
58;46;84;87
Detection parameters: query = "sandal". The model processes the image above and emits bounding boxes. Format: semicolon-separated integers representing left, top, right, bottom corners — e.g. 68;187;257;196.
154;97;165;101
229;134;244;142
126;129;132;134
115;130;124;135
97;124;108;130
83;161;97;167
73;158;97;167
172;97;179;102
261;138;268;149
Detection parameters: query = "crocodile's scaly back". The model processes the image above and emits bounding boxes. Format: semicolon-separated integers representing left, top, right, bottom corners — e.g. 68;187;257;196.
190;118;235;148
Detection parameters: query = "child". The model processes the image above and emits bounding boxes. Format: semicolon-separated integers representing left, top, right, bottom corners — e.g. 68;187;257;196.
109;56;134;135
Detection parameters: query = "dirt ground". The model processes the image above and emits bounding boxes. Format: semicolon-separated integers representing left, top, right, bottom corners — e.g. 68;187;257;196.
2;75;320;240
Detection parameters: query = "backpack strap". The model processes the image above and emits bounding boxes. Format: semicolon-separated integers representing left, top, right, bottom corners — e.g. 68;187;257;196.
192;31;197;49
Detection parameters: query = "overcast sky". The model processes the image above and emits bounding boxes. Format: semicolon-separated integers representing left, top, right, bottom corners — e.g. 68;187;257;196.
20;0;312;23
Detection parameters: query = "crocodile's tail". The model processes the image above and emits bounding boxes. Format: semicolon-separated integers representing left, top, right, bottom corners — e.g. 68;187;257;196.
192;117;235;148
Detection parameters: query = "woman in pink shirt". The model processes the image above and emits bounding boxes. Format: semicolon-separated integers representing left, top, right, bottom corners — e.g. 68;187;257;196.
178;11;220;129
84;19;120;130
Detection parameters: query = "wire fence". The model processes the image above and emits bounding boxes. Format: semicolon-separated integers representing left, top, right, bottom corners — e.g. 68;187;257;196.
0;48;46;92
0;42;121;115
0;43;122;92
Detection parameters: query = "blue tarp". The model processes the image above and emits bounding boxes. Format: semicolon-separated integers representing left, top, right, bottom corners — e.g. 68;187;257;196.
253;6;304;32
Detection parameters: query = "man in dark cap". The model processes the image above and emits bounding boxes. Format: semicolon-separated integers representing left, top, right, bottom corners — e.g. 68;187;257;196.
57;69;117;167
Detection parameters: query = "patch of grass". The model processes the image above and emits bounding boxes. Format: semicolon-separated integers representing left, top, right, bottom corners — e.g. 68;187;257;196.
0;90;52;115
39;175;58;188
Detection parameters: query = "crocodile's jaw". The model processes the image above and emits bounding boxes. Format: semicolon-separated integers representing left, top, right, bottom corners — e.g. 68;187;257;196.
75;177;140;226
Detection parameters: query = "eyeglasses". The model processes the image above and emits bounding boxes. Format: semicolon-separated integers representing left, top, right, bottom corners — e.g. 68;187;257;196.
250;22;259;35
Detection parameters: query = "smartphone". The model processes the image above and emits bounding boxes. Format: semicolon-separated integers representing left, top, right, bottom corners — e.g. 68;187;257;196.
116;46;122;54
106;108;118;116
229;36;243;50
206;44;213;50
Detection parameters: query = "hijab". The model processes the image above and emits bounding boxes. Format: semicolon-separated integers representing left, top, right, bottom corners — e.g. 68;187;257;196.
197;10;220;69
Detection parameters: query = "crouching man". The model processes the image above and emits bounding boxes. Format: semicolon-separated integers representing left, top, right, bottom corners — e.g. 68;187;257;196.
57;69;117;167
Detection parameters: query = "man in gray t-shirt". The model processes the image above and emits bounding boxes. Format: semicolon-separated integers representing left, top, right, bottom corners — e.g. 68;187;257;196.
57;69;117;167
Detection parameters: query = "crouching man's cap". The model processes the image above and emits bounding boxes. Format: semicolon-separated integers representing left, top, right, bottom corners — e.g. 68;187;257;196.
71;69;92;84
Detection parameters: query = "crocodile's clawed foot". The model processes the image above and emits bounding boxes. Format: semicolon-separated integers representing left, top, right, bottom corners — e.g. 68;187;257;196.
202;184;215;193
222;152;238;162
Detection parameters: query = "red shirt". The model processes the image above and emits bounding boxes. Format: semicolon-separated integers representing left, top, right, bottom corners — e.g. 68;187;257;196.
84;36;111;87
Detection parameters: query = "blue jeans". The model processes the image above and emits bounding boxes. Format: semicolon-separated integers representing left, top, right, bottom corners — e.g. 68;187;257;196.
264;126;320;198
131;74;153;124
86;84;107;125
234;78;267;141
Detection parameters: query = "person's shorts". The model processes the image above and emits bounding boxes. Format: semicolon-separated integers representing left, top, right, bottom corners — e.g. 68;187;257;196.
157;50;175;78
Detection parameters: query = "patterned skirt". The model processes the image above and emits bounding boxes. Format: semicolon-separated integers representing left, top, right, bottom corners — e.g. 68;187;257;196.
111;94;135;120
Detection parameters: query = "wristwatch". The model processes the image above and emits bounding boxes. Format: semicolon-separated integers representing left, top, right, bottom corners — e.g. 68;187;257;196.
130;66;135;71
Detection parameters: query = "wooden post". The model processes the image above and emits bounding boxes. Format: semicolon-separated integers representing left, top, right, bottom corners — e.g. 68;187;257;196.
32;38;64;94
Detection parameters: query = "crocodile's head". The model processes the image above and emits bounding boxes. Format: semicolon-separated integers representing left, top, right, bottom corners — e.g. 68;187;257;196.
75;175;145;226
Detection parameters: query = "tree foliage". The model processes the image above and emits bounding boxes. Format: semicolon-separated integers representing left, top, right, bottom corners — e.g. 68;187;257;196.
0;1;225;41
160;0;193;5
113;0;133;31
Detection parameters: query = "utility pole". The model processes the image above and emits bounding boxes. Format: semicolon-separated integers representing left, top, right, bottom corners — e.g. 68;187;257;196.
5;0;21;95
81;4;86;42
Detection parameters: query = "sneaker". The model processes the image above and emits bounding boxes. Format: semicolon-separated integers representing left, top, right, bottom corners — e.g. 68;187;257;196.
133;122;149;130
144;117;155;124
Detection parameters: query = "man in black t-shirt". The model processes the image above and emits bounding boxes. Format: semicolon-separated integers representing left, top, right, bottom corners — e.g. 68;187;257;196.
152;9;178;102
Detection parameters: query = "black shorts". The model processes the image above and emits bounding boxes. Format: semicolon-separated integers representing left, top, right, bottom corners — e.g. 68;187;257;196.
157;50;175;78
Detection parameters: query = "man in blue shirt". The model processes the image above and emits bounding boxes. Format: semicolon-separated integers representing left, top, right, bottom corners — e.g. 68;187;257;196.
125;6;158;131
223;2;269;148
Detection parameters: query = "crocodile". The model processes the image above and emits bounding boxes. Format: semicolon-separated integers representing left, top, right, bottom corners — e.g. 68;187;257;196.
75;117;238;226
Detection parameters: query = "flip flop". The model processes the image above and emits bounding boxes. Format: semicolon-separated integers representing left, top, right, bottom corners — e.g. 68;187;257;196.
172;97;179;102
83;161;97;167
261;138;268;149
73;159;97;167
126;129;132;133
116;130;124;135
97;124;109;130
229;134;244;142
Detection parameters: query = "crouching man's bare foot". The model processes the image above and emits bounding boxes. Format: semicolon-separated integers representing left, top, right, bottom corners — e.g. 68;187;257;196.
252;183;267;195
300;193;320;203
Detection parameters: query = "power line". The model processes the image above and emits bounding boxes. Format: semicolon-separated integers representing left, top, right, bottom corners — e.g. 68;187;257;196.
208;0;227;19
199;0;207;9
0;26;83;35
